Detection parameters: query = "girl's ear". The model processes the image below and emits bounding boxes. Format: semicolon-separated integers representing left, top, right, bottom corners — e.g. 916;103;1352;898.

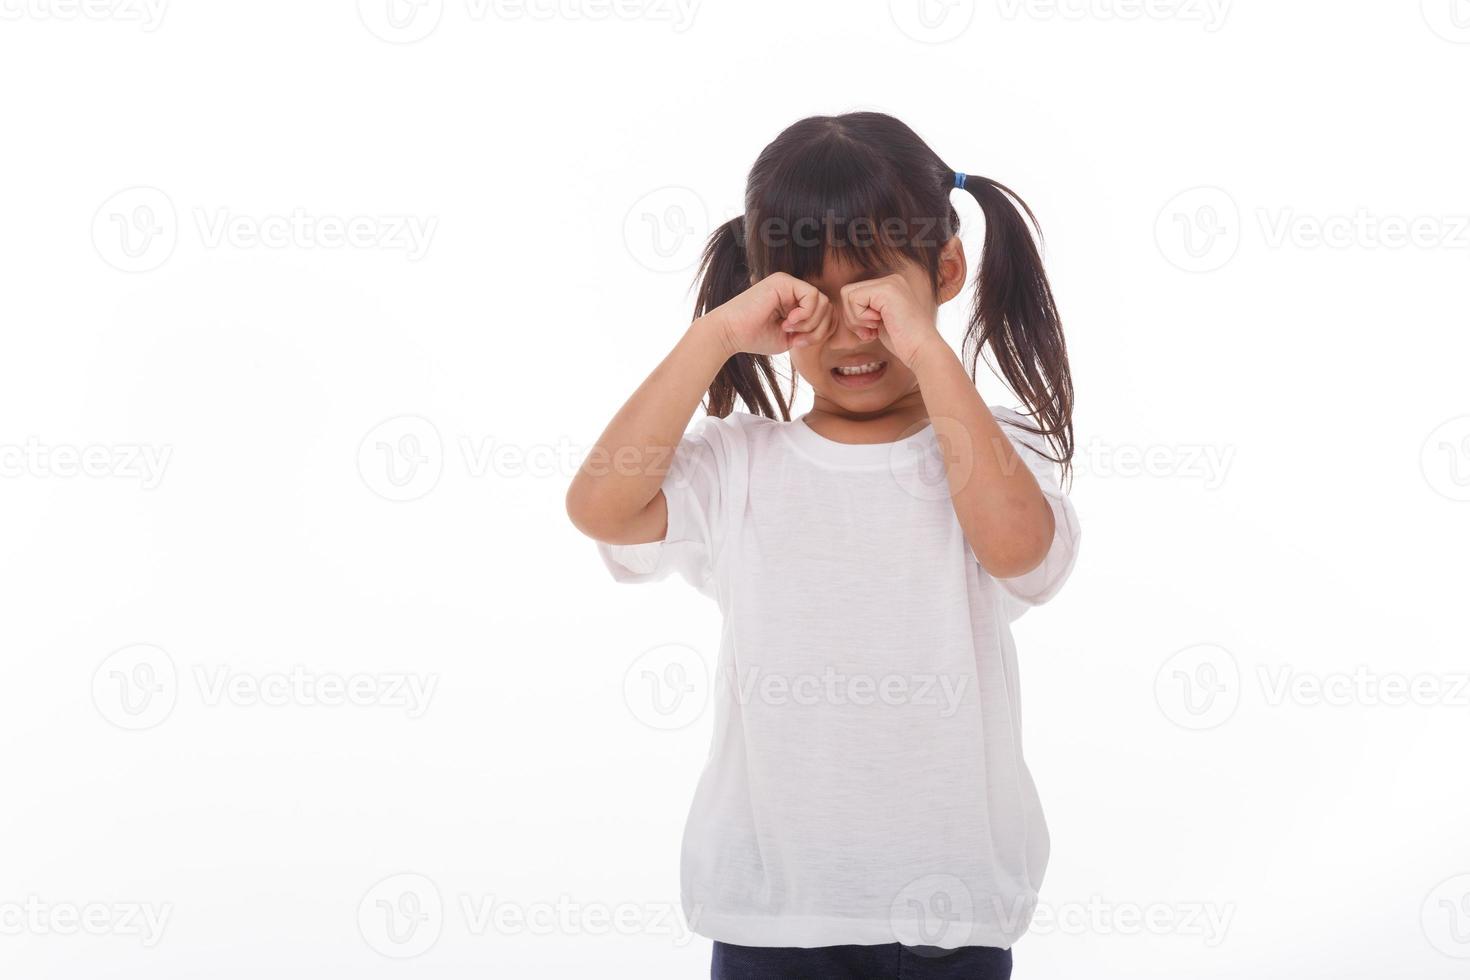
936;237;967;304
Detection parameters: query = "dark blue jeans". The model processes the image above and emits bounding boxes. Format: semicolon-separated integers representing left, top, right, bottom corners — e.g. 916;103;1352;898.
711;941;1012;979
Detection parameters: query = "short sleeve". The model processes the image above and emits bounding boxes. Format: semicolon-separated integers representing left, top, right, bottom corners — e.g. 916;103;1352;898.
596;416;727;596
987;408;1081;613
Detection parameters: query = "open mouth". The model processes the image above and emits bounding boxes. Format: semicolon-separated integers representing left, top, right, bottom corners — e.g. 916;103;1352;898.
830;359;888;388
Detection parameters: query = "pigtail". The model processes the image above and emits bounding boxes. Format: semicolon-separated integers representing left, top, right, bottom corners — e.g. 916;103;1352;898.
958;175;1075;485
693;215;793;421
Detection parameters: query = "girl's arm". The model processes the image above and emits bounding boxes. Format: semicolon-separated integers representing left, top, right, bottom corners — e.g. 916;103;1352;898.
566;273;835;546
565;316;734;546
839;273;1055;580
908;337;1056;580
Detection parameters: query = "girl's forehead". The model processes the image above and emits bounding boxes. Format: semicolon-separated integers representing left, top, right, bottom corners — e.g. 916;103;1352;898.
803;252;908;288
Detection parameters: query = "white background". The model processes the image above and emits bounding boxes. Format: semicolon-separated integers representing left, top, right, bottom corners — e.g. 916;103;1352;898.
2;0;1468;976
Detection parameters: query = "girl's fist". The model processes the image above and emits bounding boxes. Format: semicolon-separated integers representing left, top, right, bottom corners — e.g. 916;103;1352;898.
838;274;945;370
703;273;835;357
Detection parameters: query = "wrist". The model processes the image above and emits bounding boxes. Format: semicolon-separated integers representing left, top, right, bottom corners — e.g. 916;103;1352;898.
907;334;958;378
686;313;739;368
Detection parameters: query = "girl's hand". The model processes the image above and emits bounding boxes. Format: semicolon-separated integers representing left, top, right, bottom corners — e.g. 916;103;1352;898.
702;272;835;357
839;274;946;370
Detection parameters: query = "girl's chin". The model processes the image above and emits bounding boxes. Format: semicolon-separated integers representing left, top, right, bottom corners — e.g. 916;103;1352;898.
820;388;898;412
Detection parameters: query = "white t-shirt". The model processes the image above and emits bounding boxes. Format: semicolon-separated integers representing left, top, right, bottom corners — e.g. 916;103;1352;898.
597;407;1080;950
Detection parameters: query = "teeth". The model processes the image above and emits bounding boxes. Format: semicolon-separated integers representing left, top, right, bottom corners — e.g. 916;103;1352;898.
836;361;884;376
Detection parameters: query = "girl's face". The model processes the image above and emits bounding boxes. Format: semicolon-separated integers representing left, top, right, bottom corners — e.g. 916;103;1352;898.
787;239;967;416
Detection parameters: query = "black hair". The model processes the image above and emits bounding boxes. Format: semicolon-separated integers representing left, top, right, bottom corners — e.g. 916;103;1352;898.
692;111;1073;482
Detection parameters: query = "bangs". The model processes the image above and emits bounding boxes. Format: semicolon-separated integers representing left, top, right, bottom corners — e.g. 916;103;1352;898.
742;135;955;284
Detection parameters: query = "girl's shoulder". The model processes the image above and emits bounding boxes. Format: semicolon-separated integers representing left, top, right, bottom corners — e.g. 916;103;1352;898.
683;411;787;471
701;409;776;429
689;410;782;442
989;404;1050;453
989;404;1033;431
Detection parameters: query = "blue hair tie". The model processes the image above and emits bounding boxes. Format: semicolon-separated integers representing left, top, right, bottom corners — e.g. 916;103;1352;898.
953;171;967;190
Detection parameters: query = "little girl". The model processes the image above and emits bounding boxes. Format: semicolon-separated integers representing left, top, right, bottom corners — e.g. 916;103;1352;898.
567;112;1079;980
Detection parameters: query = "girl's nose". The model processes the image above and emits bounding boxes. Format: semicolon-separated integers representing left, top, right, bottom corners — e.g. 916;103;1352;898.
825;302;867;351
